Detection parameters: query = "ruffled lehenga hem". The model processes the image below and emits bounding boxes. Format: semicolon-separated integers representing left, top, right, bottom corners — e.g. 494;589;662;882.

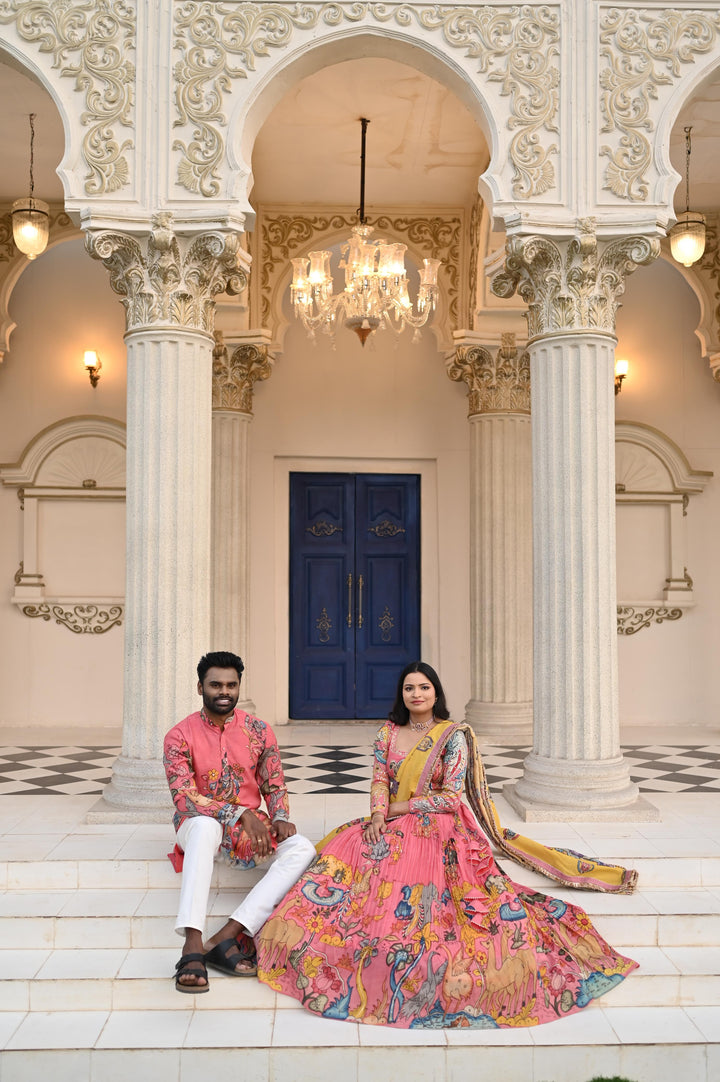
256;806;637;1029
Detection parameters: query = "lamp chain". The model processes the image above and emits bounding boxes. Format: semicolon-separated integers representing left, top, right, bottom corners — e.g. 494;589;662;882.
358;117;369;225
684;125;692;215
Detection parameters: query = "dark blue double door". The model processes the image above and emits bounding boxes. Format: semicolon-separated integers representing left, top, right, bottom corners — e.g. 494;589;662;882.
289;473;420;719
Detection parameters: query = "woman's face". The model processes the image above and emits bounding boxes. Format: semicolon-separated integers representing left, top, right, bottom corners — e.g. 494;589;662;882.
402;672;436;715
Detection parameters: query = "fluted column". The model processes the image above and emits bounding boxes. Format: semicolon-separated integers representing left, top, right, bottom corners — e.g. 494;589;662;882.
211;330;273;710
86;213;249;819
492;221;660;820
447;333;533;741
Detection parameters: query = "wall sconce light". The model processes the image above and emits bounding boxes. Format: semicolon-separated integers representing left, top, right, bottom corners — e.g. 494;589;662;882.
12;114;50;261
84;351;102;387
669;126;706;267
615;358;629;395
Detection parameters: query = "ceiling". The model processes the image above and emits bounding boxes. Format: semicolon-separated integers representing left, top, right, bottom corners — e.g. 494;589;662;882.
0;50;717;221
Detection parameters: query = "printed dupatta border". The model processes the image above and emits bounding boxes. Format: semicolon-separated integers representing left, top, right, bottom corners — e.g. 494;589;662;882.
398;720;638;895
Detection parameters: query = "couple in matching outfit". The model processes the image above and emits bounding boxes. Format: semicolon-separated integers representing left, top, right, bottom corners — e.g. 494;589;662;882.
163;650;637;1030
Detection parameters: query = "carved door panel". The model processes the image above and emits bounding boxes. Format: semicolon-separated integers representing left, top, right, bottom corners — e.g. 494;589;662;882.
289;473;420;719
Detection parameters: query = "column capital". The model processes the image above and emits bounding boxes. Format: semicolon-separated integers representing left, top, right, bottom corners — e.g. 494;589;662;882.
85;213;250;333
491;220;660;339
447;333;530;417
211;331;274;414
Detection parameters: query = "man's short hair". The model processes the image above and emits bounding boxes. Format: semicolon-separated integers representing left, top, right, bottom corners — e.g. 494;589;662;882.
197;651;245;684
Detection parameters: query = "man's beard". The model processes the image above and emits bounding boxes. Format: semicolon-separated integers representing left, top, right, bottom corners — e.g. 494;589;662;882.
202;688;239;716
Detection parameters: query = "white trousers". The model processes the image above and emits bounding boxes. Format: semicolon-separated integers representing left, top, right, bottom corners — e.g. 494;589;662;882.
174;815;316;938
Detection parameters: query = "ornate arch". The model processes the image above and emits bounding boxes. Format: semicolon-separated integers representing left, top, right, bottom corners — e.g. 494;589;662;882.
0;1;136;203
172;4;562;221
598;6;720;216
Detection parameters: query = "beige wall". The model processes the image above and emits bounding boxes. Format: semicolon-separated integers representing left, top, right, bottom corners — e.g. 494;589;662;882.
0;239;126;729
2;237;720;734
615;256;720;727
247;306;471;726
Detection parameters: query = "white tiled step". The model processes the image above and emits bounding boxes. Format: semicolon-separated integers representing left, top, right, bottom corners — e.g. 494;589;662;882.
2;889;719;951
1;945;719;1013
3;853;720;889
0;1006;718;1082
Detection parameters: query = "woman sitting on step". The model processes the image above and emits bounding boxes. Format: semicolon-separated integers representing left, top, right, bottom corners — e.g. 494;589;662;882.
255;661;638;1029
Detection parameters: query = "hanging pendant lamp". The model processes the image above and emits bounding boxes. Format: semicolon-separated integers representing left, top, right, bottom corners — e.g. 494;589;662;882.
669;126;706;268
12;114;50;261
290;118;441;346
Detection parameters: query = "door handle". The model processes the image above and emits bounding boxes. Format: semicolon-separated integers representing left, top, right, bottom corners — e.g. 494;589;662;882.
357;574;364;628
346;573;353;628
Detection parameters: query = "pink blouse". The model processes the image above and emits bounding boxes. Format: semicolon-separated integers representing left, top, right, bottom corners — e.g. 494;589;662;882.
369;721;468;818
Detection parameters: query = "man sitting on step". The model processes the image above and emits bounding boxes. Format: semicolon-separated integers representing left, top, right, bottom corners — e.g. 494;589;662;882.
164;650;315;993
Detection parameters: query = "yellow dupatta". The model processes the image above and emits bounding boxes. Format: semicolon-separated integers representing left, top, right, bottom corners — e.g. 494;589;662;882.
397;720;637;894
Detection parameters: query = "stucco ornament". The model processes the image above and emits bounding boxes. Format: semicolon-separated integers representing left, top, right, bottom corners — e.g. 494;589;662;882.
85;213;249;331
447;333;530;415
173;2;559;199
212;331;273;412
695;214;720;379
0;0;135;195
599;7;720;202
491;219;660;337
21;602;124;634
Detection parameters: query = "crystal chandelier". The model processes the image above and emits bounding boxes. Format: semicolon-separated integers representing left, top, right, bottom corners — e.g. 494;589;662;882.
12;114;50;261
290;118;441;346
669;126;706;268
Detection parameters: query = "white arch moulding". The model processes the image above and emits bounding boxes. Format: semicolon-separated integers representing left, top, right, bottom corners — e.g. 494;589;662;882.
0;415;127;634
173;9;562;229
614;420;713;635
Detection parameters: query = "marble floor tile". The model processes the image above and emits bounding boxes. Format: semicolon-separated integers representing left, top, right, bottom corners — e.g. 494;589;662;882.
604;1005;706;1043
529;1005;620;1045
1;949;52;978
663;945;720;974
6;1010;109;1050
271;1007;360;1046
0;890;74;916
96;1009;193;1048
59;889;147;917
184;1008;274;1047
116;947;178;978
683;1005;720;1042
0;1012;25;1049
36;948;129;979
643;888;720;914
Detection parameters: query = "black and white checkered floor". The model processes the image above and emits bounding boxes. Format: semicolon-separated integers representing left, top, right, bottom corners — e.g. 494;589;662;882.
1;743;719;796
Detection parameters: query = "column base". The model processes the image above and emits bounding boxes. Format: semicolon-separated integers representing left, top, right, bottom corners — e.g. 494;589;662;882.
86;754;173;823
465;700;533;743
502;752;660;821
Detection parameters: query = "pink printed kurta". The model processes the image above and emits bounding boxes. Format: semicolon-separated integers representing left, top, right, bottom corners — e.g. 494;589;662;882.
163;709;289;867
255;722;637;1029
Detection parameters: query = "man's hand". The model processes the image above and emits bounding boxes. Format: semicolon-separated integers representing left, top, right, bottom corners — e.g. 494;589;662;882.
271;819;297;844
239;809;274;859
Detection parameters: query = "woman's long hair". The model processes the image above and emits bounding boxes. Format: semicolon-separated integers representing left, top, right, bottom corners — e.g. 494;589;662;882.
388;661;450;726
